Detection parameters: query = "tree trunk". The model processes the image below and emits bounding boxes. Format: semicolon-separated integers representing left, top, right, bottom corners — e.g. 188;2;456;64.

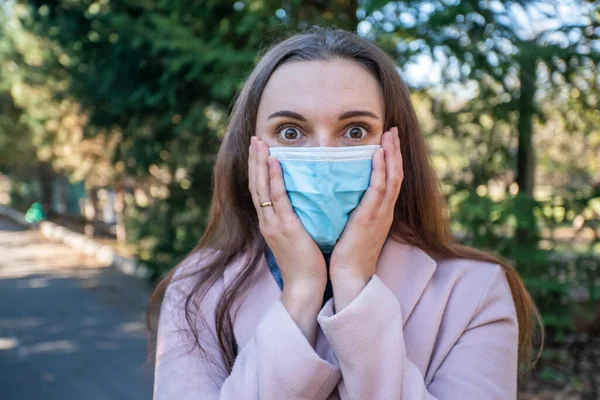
84;186;99;237
39;161;54;217
57;175;68;223
515;53;537;245
114;184;127;243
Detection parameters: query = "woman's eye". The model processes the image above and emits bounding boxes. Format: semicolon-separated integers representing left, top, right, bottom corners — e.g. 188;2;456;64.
344;125;368;139
278;126;302;140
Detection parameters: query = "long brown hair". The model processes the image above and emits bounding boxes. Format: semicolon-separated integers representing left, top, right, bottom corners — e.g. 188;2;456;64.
147;26;541;374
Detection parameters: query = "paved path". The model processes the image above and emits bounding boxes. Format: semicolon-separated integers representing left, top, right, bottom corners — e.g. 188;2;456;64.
0;216;153;399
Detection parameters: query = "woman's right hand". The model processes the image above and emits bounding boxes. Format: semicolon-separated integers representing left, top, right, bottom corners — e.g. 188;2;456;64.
248;136;327;296
248;137;326;345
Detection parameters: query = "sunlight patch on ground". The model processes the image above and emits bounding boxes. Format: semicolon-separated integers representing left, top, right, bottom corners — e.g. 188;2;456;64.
23;340;79;355
0;337;19;350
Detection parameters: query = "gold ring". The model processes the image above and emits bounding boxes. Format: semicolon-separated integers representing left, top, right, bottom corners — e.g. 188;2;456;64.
259;201;273;208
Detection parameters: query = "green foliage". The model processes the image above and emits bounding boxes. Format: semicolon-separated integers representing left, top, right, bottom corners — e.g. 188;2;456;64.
451;187;600;334
4;0;359;269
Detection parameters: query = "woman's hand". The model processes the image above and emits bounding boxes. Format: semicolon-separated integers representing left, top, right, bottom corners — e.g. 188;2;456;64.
329;127;404;311
248;137;327;344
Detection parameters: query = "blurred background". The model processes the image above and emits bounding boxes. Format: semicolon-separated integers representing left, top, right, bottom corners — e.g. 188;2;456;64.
0;0;598;399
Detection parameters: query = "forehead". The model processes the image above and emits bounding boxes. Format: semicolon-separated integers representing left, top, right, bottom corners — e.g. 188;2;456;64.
257;59;384;118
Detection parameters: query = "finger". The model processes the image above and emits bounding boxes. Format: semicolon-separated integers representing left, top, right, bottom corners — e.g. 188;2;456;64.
248;137;262;214
371;145;387;201
395;127;404;184
255;140;276;220
268;156;296;219
354;146;386;217
383;127;397;180
249;138;272;226
248;136;255;195
382;127;403;205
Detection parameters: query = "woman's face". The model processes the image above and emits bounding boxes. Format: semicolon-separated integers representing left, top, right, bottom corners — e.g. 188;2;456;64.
255;59;385;147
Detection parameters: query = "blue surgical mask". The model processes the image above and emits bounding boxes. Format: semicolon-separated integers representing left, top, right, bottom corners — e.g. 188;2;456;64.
269;145;380;253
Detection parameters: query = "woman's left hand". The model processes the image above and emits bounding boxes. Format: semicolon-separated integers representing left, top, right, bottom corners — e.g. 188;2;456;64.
329;127;403;311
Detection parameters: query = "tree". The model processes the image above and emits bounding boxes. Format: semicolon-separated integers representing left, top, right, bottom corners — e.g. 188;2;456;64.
12;0;358;272
1;4;123;219
363;0;599;245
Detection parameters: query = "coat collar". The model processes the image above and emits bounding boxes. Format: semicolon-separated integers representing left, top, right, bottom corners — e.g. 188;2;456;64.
223;238;438;349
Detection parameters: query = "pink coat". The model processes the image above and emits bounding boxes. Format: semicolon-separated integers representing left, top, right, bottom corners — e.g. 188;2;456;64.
153;238;518;399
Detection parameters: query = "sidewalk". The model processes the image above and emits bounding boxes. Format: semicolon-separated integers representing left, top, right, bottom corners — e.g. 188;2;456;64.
0;216;154;399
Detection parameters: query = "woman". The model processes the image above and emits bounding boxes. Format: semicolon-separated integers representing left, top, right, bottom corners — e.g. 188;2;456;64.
150;27;539;399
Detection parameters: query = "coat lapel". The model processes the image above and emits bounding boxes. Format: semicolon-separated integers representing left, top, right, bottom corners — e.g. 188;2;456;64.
375;238;437;326
222;238;438;348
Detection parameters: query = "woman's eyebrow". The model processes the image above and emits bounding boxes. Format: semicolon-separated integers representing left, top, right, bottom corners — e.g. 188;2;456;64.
267;110;380;121
268;110;306;121
338;110;380;120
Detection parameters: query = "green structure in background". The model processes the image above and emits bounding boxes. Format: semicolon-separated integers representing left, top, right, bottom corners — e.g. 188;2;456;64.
25;201;44;224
